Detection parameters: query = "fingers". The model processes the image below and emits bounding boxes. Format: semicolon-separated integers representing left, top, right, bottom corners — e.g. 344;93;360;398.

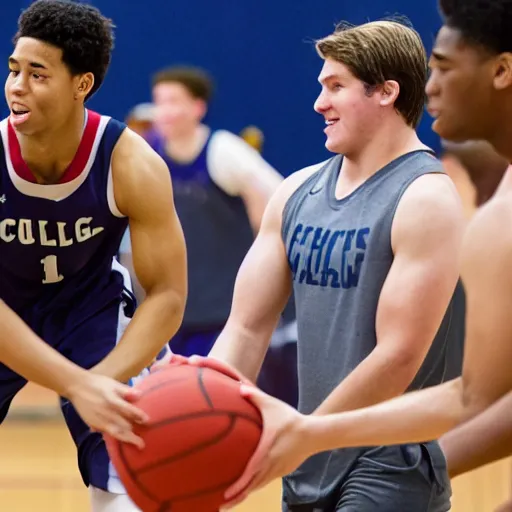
189;356;253;385
220;491;249;510
112;395;149;425
119;386;141;402
150;353;189;373
105;423;145;450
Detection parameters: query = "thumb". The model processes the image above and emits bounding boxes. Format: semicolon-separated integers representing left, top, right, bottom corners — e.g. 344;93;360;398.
240;384;267;408
117;385;141;402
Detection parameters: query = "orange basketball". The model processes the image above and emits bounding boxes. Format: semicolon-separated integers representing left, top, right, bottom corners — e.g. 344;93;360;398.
104;364;262;511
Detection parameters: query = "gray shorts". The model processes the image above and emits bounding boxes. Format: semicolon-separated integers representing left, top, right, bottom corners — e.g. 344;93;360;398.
283;442;451;512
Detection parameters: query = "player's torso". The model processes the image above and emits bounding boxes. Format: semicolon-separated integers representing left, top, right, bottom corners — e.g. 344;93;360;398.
0;110;128;312
151;131;253;328
282;151;445;410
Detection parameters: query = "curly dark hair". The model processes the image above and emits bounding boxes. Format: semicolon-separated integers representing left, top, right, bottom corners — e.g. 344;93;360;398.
439;0;512;54
14;0;115;100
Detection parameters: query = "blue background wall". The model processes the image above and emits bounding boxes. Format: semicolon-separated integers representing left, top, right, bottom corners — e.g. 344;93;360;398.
0;0;442;175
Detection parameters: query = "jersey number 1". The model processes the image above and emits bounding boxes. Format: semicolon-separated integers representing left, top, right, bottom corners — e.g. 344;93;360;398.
41;255;64;284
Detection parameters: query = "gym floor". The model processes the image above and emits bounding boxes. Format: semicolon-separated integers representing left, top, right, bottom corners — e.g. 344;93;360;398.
1;384;510;512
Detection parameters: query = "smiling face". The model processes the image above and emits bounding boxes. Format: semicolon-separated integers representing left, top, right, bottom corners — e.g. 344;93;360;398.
426;26;503;142
5;37;89;136
313;58;384;155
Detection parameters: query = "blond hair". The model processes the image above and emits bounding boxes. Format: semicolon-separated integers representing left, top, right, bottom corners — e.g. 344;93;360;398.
316;20;427;127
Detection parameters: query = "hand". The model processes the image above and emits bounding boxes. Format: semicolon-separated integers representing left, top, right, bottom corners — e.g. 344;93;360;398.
151;354;254;386
220;385;314;510
66;372;148;449
150;352;189;372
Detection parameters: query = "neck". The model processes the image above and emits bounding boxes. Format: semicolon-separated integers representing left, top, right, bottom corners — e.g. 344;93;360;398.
165;124;209;163
488;105;512;162
17;107;86;184
340;120;427;184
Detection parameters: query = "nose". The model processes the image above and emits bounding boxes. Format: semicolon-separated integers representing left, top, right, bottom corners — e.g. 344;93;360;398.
314;89;330;114
425;70;439;99
9;72;29;97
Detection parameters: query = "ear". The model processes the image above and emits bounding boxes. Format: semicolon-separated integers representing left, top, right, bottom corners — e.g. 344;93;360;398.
493;53;512;90
194;98;208;121
74;72;95;101
379;80;400;107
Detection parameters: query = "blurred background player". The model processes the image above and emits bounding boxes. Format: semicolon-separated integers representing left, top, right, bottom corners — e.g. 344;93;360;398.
0;1;187;511
124;102;155;138
132;65;283;358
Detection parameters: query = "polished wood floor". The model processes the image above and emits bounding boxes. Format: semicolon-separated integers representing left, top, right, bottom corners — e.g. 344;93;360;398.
1;384;510;511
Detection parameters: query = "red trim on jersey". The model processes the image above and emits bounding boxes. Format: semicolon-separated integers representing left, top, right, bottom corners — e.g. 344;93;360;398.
7;110;101;184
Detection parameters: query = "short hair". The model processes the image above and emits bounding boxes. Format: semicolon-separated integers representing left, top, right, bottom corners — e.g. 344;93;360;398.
439;0;512;54
315;19;427;128
14;0;114;101
152;66;213;102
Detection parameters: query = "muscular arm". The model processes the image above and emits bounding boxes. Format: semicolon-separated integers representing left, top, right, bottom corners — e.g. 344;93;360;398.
0;300;88;396
209;168;317;381
92;130;187;382
314;174;464;415
301;192;512;454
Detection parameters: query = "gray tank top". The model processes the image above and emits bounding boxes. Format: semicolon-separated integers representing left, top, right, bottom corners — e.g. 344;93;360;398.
281;151;465;505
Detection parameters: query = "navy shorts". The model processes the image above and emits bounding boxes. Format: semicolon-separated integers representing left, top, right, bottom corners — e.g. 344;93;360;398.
0;290;170;493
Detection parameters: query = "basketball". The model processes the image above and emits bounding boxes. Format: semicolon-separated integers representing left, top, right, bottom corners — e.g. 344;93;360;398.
104;364;263;512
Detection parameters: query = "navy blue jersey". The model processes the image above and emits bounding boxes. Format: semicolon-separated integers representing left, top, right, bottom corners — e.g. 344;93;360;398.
0;110;129;329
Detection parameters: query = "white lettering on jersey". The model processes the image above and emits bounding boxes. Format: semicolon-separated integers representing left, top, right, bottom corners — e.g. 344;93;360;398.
0;217;105;246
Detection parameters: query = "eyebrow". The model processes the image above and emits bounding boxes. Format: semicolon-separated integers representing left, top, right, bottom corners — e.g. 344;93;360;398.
318;73;342;84
430;50;451;63
8;57;48;70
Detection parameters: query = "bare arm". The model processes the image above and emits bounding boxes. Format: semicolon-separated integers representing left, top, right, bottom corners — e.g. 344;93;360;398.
0;299;88;396
209;167;318;381
440;391;512;478
92;130;187;382
208;131;283;232
0;300;147;444
314;174;464;415
301;191;512;452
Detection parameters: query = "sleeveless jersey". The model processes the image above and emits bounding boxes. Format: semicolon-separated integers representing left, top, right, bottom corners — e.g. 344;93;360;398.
150;132;254;329
0;110;129;338
281;151;465;505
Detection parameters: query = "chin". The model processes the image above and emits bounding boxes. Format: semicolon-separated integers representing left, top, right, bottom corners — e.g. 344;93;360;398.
325;138;348;155
432;119;476;144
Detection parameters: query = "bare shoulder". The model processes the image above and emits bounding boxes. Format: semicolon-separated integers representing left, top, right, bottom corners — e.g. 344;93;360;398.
112;127;168;177
260;159;329;231
392;172;465;251
396;173;464;226
463;191;512;273
111;128;173;217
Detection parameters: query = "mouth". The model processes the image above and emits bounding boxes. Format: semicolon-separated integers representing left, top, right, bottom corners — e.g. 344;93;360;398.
10;104;31;126
426;107;440;119
324;118;339;132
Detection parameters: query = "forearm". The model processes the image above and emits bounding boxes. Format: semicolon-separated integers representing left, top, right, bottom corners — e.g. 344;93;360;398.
93;290;184;382
440;391;512;478
209;322;272;382
314;347;423;415
0;301;85;397
307;378;464;452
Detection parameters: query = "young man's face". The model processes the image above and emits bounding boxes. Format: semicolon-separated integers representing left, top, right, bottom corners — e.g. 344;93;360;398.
426;25;501;143
6;37;82;136
152;81;206;140
314;58;393;156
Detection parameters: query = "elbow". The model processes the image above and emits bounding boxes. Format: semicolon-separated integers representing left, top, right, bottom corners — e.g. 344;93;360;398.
383;348;426;395
148;284;187;330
